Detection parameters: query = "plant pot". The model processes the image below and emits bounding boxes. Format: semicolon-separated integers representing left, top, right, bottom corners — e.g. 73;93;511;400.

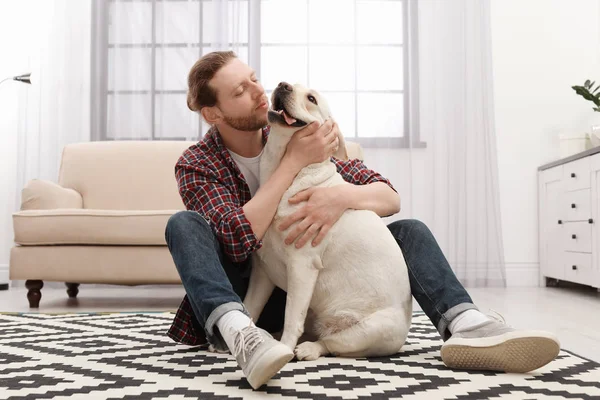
559;133;592;158
590;124;600;148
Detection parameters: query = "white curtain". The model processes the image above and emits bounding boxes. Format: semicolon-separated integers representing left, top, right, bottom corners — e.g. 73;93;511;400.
94;0;507;287
1;0;91;287
370;0;506;287
16;0;92;189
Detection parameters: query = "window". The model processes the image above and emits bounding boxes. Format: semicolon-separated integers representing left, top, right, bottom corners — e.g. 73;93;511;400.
91;0;424;148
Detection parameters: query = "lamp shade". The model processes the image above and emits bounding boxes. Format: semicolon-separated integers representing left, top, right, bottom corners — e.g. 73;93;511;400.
13;73;32;84
0;73;34;87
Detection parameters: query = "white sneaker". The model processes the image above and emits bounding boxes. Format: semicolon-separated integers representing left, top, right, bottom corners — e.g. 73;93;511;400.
230;324;294;389
441;312;560;373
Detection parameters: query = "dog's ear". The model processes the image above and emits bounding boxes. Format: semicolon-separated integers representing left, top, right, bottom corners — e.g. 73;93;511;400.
333;128;349;161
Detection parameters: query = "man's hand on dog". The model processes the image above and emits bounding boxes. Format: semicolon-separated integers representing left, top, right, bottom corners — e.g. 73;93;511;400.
283;119;340;174
278;186;346;248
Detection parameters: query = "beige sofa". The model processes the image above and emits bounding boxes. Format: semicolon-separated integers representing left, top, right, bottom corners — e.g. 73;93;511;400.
10;140;364;308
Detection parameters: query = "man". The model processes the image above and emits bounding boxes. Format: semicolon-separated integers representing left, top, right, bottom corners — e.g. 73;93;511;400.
165;51;560;389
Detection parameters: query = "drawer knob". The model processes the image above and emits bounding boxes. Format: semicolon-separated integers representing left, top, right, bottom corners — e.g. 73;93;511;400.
572;265;577;270
572;234;577;239
571;203;576;208
558;220;563;224
571;172;576;178
589;218;594;224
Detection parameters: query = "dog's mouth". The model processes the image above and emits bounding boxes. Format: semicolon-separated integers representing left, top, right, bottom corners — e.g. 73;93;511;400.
268;95;307;128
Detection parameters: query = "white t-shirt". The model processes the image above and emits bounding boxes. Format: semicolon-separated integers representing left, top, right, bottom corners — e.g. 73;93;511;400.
227;148;263;197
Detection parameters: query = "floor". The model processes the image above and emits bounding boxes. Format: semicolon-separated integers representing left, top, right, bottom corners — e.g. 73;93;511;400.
1;284;599;363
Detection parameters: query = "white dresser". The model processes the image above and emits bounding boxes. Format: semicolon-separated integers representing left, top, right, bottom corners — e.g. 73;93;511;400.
538;149;600;289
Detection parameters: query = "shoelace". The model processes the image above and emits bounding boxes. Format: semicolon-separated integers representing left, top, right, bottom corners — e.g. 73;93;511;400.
231;320;264;363
487;309;508;325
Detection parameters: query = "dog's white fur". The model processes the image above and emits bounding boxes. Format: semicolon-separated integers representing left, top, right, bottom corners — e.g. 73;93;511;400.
243;83;412;361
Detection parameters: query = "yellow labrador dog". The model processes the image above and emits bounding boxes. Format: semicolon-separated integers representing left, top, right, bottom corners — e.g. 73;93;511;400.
243;82;412;361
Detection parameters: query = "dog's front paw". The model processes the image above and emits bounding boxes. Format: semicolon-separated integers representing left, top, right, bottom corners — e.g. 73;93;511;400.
295;341;326;361
280;331;300;350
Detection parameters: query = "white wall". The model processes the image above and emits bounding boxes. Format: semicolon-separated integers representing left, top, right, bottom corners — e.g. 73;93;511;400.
491;0;600;286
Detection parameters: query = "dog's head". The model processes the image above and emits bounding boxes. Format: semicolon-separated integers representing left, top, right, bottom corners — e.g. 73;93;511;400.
268;82;347;160
268;82;332;130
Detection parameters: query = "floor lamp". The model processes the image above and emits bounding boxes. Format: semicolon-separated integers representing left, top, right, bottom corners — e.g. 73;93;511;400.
0;73;33;87
0;73;32;290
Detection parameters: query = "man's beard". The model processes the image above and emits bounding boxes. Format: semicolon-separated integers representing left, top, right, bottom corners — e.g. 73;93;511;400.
222;112;267;131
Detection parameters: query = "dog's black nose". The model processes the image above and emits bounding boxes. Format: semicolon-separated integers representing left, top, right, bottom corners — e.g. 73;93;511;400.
278;82;293;92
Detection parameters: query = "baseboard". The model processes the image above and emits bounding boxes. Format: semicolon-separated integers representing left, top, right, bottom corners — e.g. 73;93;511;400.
0;264;8;289
505;263;540;287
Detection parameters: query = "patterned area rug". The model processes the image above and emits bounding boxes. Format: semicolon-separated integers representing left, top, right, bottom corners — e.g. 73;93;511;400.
0;312;598;400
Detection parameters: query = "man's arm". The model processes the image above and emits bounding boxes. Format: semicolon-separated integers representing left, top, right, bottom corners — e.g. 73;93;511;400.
333;157;400;217
280;156;400;248
178;157;309;262
177;164;263;263
177;121;339;262
242;158;299;240
245;120;340;239
337;181;400;217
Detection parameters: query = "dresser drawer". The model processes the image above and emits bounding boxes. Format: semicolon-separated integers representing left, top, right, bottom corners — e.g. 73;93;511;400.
563;221;592;253
563;251;593;285
563;189;592;222
563;157;591;191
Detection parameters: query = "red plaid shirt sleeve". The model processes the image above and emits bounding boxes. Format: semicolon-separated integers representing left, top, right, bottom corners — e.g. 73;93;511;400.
175;163;262;263
332;157;397;192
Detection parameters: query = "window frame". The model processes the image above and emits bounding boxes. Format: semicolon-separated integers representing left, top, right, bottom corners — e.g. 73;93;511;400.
91;0;424;148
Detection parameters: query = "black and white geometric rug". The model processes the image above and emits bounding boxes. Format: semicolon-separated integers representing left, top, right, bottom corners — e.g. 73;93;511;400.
0;312;599;399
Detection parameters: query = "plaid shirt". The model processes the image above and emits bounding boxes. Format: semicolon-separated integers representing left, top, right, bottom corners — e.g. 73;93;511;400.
167;125;396;346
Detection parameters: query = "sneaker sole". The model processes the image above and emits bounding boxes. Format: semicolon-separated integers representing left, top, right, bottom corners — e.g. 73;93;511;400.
247;343;294;390
441;331;560;373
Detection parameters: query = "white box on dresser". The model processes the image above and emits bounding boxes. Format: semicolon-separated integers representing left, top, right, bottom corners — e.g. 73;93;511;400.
538;149;600;290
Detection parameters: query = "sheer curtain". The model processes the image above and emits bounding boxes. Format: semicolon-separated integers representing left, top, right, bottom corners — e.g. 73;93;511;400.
97;0;506;287
425;0;505;287
6;0;92;288
368;0;506;287
16;0;92;189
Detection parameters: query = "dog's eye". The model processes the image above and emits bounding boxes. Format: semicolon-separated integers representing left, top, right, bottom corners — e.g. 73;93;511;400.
307;95;318;105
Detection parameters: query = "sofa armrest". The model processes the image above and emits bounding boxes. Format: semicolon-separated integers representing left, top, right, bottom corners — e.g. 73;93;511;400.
20;179;83;211
345;141;364;161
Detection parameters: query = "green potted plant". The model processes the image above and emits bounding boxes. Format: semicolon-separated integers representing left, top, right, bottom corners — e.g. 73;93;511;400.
572;79;600;148
572;80;600;112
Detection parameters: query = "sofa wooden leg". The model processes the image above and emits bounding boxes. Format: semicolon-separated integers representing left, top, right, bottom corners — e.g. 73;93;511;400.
25;280;43;308
66;282;80;298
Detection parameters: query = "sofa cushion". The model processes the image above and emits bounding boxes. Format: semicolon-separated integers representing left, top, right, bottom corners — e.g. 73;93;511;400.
58;141;194;211
13;209;179;245
21;179;83;211
56;140;364;211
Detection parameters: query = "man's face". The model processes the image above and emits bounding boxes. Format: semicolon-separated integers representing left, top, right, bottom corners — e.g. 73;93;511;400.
210;58;268;131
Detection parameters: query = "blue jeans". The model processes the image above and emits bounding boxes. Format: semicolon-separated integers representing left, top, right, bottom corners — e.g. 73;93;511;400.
386;219;478;340
165;211;284;350
165;211;477;349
